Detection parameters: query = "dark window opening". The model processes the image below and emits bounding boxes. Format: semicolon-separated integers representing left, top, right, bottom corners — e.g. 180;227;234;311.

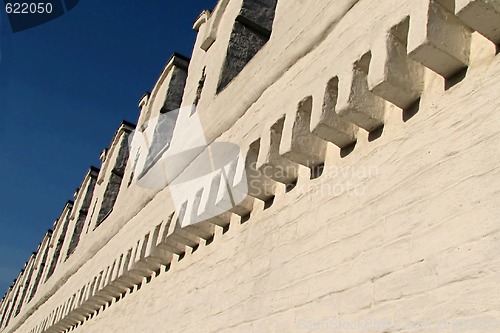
217;0;278;92
45;217;71;281
95;134;130;229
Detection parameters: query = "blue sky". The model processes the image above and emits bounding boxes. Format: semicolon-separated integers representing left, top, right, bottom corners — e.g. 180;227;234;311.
0;0;217;296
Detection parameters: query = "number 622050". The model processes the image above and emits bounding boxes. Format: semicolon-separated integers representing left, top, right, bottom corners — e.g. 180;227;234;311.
5;2;54;14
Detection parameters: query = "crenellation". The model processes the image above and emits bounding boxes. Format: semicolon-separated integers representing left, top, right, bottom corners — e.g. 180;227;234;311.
3;0;500;332
142;224;174;268
164;212;202;249
26;231;53;304
64;167;99;260
96;122;135;185
1;288;13;324
93;122;134;229
3;270;25;328
456;0;500;44
104;259;128;294
159;55;190;114
55;304;68;329
76;285;97;315
115;249;144;287
97;273;121;300
196;173;232;227
408;0;472;78
128;240;156;278
103;258;126;293
368;18;426;110
12;254;36;317
130;234;162;278
234;139;278;202
44;202;74;283
177;201;216;240
0;293;9;327
336;53;388;132
156;214;188;256
310;77;359;149
281;96;328;167
215;158;255;217
138;54;189;132
257;116;301;184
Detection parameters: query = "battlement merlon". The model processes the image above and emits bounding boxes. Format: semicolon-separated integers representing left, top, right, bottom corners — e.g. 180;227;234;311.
136;53;190;131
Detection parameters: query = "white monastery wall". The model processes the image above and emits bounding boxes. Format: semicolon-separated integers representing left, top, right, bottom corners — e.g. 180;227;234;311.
1;0;499;332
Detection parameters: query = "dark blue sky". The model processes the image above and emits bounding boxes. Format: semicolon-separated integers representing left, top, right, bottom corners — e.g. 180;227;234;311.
0;0;216;296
